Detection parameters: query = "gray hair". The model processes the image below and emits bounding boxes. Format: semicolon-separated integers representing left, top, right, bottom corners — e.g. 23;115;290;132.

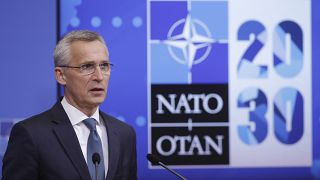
53;30;107;67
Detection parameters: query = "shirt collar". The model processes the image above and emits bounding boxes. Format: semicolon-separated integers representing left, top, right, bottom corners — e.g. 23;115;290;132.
61;97;100;126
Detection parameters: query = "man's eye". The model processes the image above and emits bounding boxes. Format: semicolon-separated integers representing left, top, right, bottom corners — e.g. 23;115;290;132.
100;63;109;69
81;63;94;70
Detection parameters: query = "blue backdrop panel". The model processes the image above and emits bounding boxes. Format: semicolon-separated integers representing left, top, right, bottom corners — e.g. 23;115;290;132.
60;0;320;179
0;0;57;177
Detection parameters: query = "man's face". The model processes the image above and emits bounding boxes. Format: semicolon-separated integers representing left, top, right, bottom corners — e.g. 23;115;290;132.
57;40;110;111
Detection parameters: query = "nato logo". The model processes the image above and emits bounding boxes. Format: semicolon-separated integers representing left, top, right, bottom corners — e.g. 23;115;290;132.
149;0;228;84
148;0;230;166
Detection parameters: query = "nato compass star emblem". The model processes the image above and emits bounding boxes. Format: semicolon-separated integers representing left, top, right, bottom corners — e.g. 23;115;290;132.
164;15;215;71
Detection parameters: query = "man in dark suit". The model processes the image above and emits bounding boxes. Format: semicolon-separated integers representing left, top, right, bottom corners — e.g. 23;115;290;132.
2;30;137;180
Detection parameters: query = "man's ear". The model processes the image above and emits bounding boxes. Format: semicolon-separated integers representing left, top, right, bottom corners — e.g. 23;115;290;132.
55;67;67;85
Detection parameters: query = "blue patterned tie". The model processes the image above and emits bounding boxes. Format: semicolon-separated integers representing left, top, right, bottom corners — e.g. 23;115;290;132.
83;118;105;180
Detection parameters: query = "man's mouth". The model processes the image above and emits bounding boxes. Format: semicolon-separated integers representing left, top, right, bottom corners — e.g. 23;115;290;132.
90;88;104;92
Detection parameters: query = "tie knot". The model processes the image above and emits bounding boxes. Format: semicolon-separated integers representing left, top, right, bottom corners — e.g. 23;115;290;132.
83;118;97;131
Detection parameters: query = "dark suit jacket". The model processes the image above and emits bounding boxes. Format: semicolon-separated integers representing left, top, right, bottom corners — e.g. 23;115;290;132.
2;102;137;180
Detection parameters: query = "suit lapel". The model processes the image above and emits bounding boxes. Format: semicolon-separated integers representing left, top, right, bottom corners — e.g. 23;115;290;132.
101;113;120;180
50;102;91;180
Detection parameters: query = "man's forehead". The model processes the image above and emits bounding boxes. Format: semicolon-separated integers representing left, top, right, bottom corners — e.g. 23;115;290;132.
69;41;109;61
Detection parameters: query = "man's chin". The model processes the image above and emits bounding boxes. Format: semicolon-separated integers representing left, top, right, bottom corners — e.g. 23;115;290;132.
90;96;106;105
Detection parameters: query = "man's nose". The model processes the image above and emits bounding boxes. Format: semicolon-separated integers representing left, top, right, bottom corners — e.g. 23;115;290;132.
93;65;104;80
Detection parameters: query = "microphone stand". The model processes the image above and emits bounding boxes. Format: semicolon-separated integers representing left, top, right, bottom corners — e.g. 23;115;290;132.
94;161;99;180
157;161;186;180
92;153;101;180
147;154;187;180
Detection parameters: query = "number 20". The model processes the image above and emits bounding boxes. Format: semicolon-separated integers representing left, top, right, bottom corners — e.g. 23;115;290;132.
237;20;303;78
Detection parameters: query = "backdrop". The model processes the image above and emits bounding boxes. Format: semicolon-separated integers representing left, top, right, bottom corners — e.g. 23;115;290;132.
1;0;320;179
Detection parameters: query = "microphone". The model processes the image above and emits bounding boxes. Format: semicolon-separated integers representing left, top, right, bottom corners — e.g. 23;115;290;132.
146;154;187;180
92;153;101;180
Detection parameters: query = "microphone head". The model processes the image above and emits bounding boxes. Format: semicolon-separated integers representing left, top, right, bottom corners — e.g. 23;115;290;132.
146;154;160;165
92;152;101;165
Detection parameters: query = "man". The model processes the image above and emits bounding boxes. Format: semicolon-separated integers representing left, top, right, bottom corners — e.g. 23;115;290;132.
2;30;137;180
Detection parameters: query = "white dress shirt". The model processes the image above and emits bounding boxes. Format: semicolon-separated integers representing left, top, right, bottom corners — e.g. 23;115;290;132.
61;97;109;177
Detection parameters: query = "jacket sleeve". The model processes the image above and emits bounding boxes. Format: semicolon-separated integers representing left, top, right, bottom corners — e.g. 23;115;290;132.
2;122;39;180
128;126;137;180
